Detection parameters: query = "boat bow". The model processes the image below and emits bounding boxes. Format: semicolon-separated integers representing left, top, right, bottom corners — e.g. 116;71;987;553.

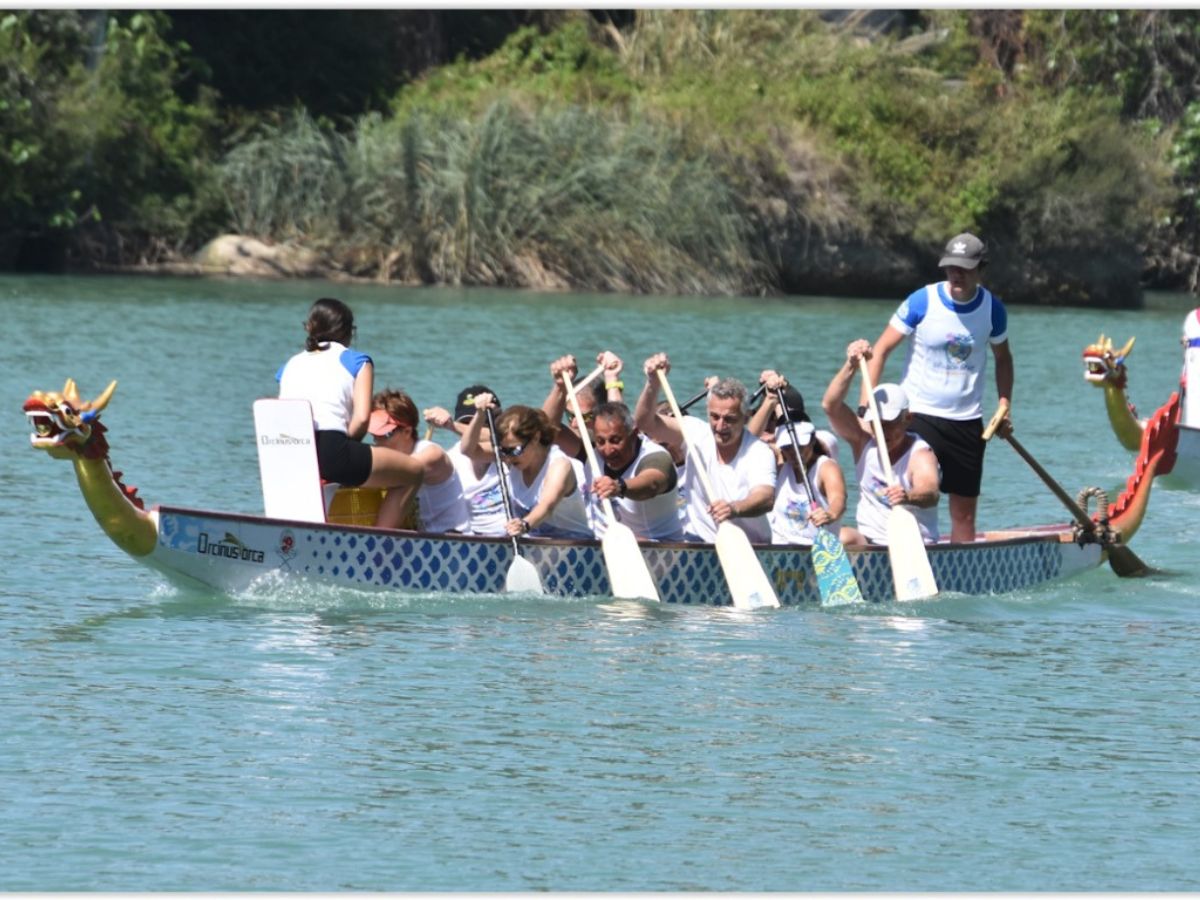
24;379;157;557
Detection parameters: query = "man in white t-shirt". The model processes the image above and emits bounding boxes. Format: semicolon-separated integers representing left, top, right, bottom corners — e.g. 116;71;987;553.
863;232;1013;543
634;353;777;543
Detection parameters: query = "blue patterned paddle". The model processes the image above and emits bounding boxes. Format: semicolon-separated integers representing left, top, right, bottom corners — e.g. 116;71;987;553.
774;387;864;605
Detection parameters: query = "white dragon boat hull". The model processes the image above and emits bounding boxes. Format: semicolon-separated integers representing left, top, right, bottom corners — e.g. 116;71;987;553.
27;378;1154;607
147;504;1101;604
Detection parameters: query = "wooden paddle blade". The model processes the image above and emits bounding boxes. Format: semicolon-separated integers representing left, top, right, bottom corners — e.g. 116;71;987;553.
714;522;780;609
1107;543;1152;578
505;555;545;594
811;528;864;606
887;506;938;601
602;522;661;602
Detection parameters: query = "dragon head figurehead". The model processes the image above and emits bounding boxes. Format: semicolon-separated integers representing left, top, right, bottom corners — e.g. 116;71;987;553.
1083;334;1135;390
23;378;152;555
24;378;117;461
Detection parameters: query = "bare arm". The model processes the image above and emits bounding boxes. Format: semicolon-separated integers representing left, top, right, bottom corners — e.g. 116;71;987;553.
592;449;676;501
599;350;625;402
633;353;683;448
822;340;874;461
902;446;941;509
747;369;786;437
541;354;576;425
815;458;847;522
459;392;497;460
414;442;453;486
348;362;374;440
863;325;907;408
508;456;577;534
992;339;1014;410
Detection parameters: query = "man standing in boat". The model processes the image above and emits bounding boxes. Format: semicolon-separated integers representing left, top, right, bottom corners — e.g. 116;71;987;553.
824;339;941;546
634;353;777;543
863;232;1013;543
585;402;684;541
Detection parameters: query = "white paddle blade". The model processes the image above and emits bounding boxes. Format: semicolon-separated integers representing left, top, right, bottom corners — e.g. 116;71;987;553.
505;555;545;595
602;522;661;602
887;506;938;601
714;522;780;609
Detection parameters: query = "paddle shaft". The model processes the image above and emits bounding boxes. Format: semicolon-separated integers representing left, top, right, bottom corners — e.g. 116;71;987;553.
485;407;525;559
574;362;606;393
657;371;722;508
1006;433;1096;528
774;387;822;512
858;358;898;484
995;426;1150;577
562;371;616;523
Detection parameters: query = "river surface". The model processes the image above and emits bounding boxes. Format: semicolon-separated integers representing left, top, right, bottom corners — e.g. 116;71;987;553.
4;274;1200;890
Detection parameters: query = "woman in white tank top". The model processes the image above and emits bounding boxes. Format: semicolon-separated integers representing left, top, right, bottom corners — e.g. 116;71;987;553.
768;422;848;546
369;388;469;533
441;390;510;536
469;402;591;540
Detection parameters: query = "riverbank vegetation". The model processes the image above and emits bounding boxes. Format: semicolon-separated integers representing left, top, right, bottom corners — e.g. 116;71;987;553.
3;9;1199;305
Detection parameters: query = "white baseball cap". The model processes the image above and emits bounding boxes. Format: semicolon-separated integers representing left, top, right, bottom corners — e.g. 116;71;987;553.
774;421;814;449
864;384;909;423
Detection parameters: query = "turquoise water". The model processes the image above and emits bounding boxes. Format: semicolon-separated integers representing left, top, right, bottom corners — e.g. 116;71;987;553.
4;274;1200;890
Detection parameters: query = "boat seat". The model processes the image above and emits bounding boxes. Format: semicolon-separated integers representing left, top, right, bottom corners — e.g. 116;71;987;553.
252;398;332;523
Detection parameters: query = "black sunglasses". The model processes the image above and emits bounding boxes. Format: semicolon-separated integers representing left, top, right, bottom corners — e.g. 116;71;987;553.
498;441;527;459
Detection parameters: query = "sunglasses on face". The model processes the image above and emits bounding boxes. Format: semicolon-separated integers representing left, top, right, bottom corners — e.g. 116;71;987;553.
498;441;528;459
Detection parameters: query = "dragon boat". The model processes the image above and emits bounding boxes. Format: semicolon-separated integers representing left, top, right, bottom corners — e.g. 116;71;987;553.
25;378;1161;606
1083;313;1200;489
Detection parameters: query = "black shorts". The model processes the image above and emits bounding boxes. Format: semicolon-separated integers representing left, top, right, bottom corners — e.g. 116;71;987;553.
908;413;984;497
315;430;373;487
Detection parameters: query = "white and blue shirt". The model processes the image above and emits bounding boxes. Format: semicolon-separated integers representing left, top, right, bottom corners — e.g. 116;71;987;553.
277;342;371;433
890;283;1007;420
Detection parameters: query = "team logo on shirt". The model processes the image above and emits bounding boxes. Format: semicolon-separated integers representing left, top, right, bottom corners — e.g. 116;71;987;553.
943;332;975;367
866;476;894;509
783;498;810;523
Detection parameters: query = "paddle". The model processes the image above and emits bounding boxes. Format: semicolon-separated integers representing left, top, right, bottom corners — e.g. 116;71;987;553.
562;371;661;602
858;358;938;601
485;406;545;594
982;401;1150;578
774;387;863;605
656;369;780;610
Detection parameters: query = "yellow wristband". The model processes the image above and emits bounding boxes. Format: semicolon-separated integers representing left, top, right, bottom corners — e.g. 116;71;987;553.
605;380;624;390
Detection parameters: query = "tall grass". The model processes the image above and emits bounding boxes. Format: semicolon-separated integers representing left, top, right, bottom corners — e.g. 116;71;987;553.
217;100;768;294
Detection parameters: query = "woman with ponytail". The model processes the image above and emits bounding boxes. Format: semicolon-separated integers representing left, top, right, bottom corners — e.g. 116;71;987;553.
277;298;423;491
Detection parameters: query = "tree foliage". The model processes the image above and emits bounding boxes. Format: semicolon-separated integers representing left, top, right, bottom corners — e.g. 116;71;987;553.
0;10;216;268
3;9;1200;303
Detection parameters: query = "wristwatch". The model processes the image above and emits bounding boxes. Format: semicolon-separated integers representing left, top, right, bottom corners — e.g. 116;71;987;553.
616;477;628;498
